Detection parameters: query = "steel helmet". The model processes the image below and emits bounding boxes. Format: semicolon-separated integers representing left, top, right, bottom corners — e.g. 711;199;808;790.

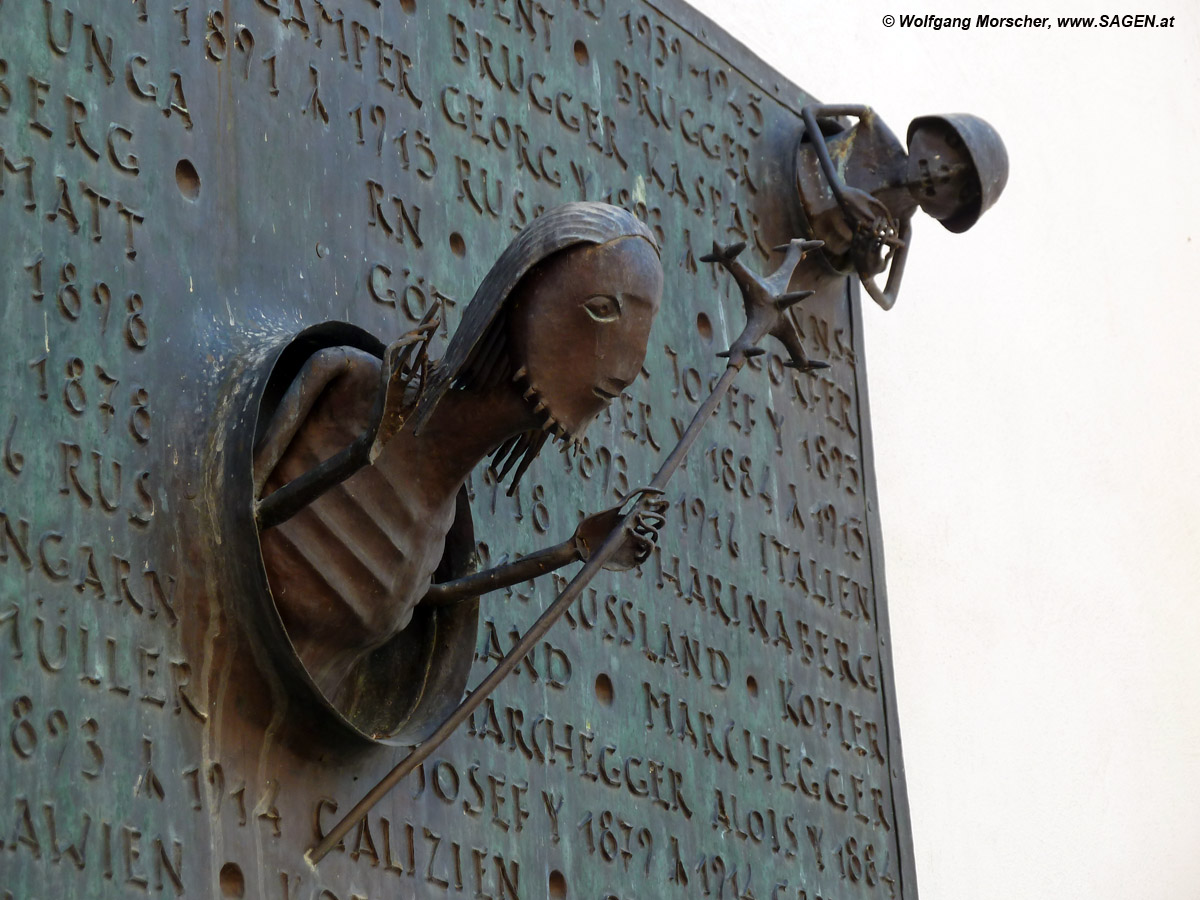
906;114;1008;233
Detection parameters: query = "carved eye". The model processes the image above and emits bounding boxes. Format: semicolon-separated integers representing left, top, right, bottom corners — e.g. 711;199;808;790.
583;294;621;322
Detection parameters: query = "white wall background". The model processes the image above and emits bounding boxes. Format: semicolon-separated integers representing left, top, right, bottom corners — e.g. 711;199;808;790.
684;1;1200;897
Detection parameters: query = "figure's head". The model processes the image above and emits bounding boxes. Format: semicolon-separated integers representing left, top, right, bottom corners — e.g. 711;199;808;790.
409;202;663;491
906;114;1008;233
508;235;662;439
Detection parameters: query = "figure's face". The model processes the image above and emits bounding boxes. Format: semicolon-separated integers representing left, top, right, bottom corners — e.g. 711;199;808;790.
907;122;977;224
509;236;663;438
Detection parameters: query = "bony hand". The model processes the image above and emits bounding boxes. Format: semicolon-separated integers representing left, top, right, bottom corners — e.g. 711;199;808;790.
571;488;668;572
841;186;901;245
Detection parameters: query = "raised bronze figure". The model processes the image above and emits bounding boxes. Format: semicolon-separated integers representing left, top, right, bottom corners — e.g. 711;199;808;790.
796;104;1009;309
0;0;1021;892
251;203;665;711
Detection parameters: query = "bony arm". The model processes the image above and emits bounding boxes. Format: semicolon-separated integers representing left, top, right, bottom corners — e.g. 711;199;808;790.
421;489;667;608
255;306;441;530
860;217;911;311
802;104;902;241
253;348;359;498
800;104;876;213
800;104;910;310
421;539;582;609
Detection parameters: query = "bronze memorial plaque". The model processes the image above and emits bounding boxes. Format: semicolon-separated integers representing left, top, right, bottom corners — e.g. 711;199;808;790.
0;0;1010;897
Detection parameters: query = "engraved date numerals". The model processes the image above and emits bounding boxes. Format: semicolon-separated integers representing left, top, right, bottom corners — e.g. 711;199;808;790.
577;809;654;875
25;252;148;350
28;353;151;442
8;695;104;779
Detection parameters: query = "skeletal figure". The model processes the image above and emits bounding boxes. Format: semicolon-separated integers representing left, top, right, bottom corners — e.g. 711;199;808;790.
796;105;1008;311
253;204;666;704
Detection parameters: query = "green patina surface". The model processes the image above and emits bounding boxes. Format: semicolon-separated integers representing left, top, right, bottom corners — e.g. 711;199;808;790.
0;1;915;897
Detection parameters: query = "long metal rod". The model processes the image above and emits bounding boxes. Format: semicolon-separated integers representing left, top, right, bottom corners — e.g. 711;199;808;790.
307;359;744;865
647;363;740;489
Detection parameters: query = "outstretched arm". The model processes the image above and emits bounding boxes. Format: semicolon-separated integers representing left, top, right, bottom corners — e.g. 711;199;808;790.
421;490;667;608
421;539;582;608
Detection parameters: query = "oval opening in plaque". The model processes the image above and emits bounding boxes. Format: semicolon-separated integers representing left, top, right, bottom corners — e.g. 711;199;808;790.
233;323;479;746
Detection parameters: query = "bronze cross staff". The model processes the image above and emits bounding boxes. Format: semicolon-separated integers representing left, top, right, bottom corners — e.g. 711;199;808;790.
307;237;825;865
